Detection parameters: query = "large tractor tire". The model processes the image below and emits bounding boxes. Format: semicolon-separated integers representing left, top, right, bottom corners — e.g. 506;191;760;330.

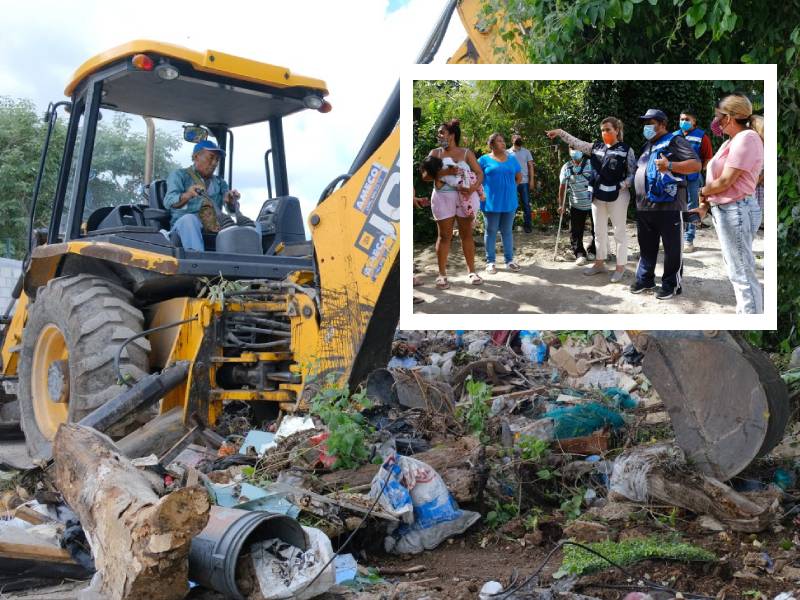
19;275;150;459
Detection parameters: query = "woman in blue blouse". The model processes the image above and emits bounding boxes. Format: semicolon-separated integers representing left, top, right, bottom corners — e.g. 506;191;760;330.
478;133;523;273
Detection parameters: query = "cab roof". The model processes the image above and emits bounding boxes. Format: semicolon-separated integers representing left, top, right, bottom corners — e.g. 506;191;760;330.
65;40;329;128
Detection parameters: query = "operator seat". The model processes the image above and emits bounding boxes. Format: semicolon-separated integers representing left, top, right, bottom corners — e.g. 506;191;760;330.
146;179;216;250
257;196;309;256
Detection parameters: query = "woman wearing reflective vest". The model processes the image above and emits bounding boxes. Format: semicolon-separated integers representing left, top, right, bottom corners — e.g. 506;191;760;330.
546;118;637;282
691;93;765;314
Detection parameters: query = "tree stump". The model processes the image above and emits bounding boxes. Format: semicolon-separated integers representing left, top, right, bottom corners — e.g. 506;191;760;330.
53;424;210;600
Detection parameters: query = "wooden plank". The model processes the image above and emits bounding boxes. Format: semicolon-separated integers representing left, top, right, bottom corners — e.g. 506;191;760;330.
12;505;59;527
0;541;75;563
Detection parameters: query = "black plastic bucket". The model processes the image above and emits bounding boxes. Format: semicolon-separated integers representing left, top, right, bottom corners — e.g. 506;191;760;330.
188;506;307;600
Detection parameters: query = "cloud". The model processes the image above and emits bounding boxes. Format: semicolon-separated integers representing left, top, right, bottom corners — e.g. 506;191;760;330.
0;0;466;222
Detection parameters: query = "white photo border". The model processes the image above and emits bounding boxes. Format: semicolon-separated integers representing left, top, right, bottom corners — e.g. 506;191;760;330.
400;63;778;331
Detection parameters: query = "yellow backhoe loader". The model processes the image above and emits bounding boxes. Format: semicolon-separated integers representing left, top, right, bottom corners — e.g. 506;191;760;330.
0;40;400;459
0;7;789;483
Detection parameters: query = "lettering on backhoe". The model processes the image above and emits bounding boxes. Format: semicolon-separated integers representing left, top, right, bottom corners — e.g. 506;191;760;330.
355;163;389;215
354;159;399;281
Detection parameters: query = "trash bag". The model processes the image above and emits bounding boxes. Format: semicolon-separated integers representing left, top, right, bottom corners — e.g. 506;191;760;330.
370;452;480;554
543;402;625;439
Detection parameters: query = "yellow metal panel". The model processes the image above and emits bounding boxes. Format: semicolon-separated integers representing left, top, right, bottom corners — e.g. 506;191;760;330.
146;298;190;370
65;40;328;97
0;293;28;377
27;242;179;292
449;0;527;64
158;298;209;417
211;352;293;363
292;127;399;391
211;389;293;402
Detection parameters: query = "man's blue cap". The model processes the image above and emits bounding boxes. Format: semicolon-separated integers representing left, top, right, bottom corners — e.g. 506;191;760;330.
192;140;226;156
639;108;668;122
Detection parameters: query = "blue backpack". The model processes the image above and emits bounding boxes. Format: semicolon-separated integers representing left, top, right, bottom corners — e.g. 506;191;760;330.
644;133;684;203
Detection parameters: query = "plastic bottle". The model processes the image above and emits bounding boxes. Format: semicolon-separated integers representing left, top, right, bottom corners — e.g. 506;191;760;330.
455;330;464;348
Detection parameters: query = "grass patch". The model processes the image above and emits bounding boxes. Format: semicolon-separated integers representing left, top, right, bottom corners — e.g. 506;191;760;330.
561;536;716;576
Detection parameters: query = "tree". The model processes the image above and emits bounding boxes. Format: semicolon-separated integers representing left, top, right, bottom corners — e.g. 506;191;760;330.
0;97;66;258
90;112;182;209
478;0;800;350
412;79;756;240
0;100;182;259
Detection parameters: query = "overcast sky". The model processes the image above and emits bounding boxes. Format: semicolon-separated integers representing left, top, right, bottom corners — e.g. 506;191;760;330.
0;0;464;219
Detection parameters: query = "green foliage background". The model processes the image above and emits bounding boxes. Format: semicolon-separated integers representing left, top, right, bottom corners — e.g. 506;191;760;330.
0;98;182;259
469;0;800;351
414;79;760;240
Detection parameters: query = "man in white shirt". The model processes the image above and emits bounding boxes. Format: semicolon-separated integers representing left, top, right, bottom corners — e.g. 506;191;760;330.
508;134;536;233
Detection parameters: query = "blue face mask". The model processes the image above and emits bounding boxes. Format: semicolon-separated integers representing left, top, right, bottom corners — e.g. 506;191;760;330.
643;124;657;140
679;120;692;132
570;150;583;161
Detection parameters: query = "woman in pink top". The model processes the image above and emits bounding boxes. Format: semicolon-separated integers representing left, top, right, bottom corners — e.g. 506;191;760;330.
693;93;765;314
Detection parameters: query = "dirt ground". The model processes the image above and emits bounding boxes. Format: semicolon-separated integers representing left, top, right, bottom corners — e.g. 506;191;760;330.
413;220;765;314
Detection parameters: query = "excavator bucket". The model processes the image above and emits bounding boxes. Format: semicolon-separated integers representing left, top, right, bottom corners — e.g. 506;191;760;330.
636;331;789;481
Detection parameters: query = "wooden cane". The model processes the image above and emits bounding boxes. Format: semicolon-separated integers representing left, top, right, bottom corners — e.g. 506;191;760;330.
553;206;565;261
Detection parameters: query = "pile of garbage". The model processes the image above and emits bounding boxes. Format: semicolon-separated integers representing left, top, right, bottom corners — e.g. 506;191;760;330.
1;330;799;600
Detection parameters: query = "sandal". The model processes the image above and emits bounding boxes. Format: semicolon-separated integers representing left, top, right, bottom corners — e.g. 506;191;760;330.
468;272;483;285
435;275;450;289
485;263;497;274
413;295;425;304
507;262;521;272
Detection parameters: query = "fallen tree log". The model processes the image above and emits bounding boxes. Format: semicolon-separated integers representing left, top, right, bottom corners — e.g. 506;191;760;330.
53;424;210;600
319;436;487;503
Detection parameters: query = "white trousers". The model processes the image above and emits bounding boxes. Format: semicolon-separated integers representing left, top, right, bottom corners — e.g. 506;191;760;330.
591;188;629;265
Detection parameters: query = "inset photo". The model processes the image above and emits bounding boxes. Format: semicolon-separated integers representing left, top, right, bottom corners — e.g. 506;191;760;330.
401;65;776;330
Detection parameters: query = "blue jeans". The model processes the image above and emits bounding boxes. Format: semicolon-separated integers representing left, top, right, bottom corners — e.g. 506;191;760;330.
171;214;263;252
484;211;515;264
684;176;701;243
517;183;532;230
711;195;763;314
172;214;205;251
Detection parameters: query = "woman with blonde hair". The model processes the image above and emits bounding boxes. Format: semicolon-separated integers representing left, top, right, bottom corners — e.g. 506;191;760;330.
546;117;636;283
692;93;765;313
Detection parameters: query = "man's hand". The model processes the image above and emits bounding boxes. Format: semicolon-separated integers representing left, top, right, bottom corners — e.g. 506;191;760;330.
178;185;204;206
544;129;561;139
558;205;565;216
529;180;535;192
225;189;241;210
413;196;430;208
655;153;670;173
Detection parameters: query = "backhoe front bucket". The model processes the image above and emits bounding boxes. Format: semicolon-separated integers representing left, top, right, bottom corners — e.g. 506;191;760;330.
637;331;789;481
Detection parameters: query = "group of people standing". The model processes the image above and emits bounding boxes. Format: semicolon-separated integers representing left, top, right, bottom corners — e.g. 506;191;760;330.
419;120;531;289
417;92;765;314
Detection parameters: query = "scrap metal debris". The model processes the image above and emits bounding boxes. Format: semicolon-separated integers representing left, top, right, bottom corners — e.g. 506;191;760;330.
2;330;798;599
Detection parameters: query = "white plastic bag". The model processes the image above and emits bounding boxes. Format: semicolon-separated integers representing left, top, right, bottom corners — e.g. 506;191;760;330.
371;453;480;554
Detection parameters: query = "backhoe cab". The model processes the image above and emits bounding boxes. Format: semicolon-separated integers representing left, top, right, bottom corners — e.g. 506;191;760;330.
38;40;330;292
0;41;400;458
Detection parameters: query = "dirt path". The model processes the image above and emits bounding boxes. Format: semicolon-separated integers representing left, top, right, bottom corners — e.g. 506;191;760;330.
413;220;764;314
